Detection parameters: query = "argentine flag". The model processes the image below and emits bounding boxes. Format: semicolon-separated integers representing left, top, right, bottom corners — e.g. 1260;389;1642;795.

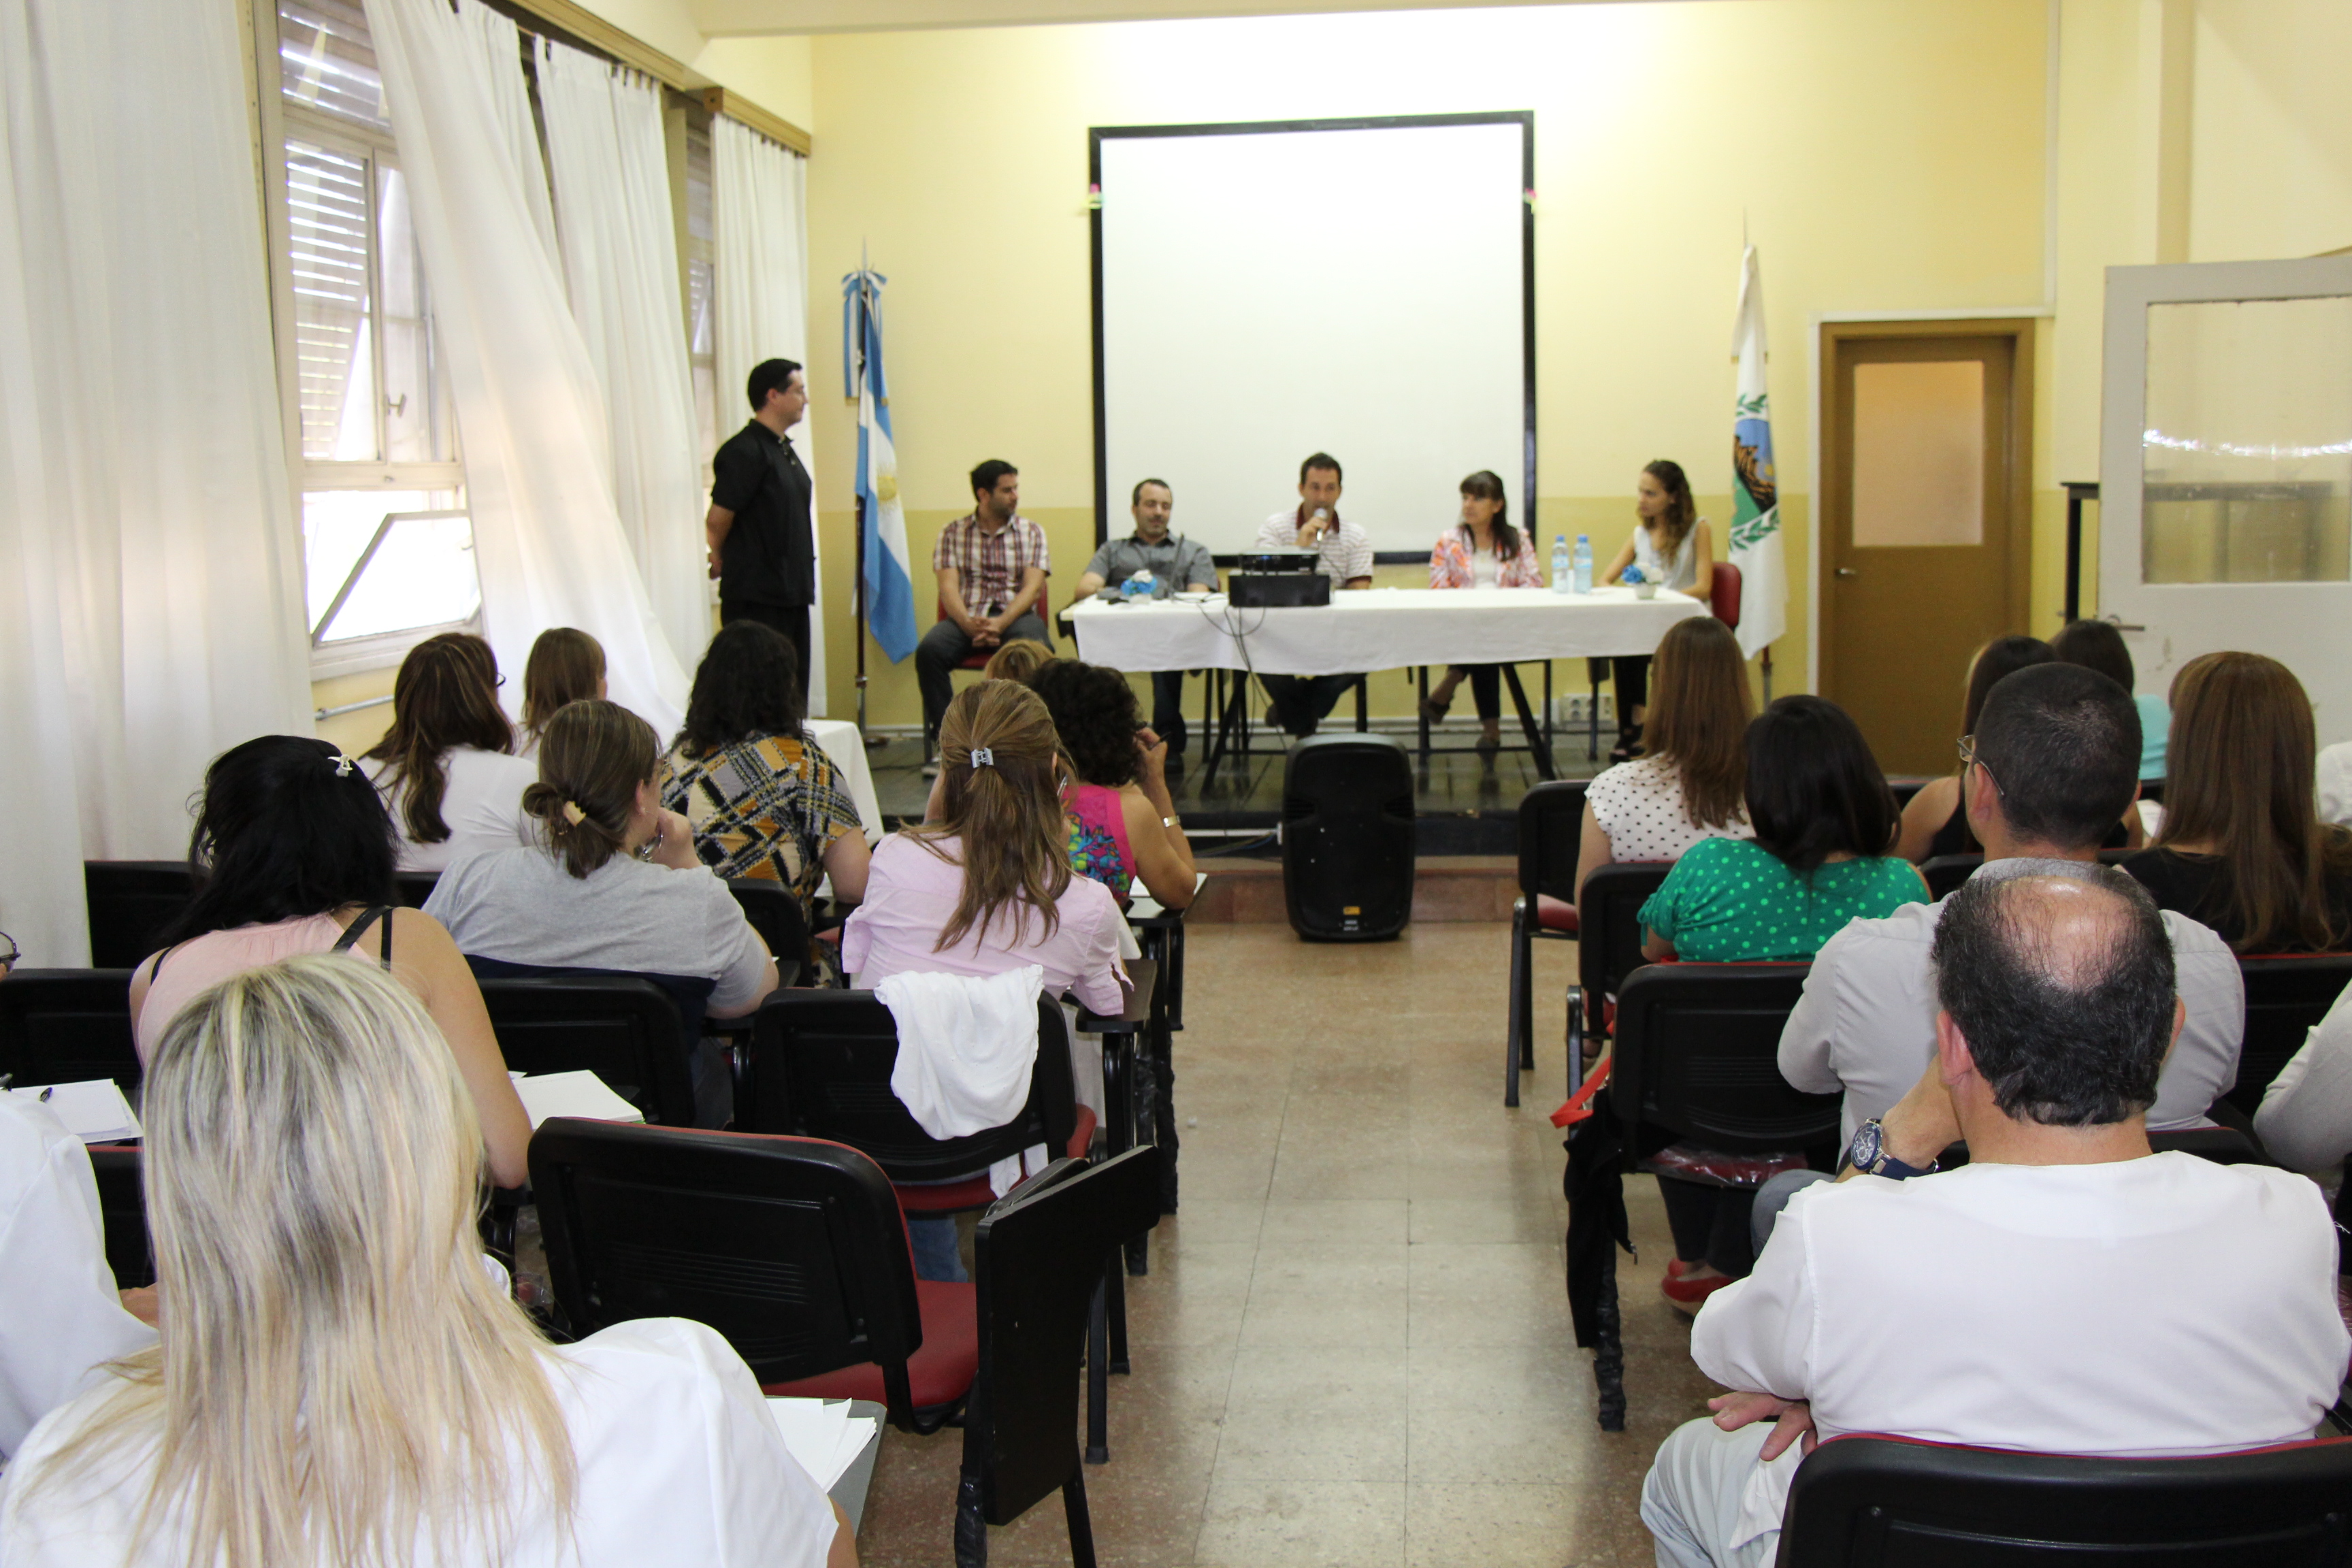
1729;245;1786;661
846;268;918;662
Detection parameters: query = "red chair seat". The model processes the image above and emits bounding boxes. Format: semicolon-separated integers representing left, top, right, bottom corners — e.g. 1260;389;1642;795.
762;1277;977;1407
1536;894;1579;934
892;1107;1096;1213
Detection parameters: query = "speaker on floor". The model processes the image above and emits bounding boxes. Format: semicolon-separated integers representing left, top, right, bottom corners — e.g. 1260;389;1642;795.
1280;734;1415;942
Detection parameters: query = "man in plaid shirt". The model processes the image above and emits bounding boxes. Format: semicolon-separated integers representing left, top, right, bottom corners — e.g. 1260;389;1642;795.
917;459;1051;751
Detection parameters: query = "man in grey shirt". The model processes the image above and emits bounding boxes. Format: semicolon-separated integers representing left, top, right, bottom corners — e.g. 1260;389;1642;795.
1780;662;2242;1149
1073;477;1217;755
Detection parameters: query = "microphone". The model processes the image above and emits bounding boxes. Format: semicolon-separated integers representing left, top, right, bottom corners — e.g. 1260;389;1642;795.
1309;506;1330;543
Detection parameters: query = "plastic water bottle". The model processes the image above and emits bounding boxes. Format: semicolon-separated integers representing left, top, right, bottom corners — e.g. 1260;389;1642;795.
1572;534;1595;595
1551;535;1571;594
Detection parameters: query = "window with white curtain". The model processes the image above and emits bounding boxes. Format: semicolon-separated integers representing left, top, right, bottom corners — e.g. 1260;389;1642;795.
685;116;719;495
271;0;478;674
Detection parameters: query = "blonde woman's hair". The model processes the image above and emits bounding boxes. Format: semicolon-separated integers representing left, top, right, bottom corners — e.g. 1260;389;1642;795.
982;639;1054;685
20;956;574;1567
523;698;659;879
909;681;1073;950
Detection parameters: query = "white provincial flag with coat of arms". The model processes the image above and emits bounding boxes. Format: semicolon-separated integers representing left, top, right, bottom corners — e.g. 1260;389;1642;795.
1729;244;1786;659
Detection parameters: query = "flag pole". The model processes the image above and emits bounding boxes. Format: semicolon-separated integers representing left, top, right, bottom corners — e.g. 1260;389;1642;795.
855;493;870;735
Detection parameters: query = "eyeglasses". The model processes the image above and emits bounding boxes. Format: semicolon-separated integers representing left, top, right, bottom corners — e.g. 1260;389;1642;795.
0;930;16;975
1957;734;2006;798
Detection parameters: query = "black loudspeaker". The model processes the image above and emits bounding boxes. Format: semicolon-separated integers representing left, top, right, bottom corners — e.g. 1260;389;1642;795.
1281;734;1416;942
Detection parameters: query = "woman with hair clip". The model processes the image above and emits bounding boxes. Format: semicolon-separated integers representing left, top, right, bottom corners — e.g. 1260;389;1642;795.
659;621;870;923
517;627;606;760
1895;634;2055;862
1025;659;1197;911
1422;470;1544;754
1575;615;1754;909
426;700;779;1121
1;957;854;1567
127;736;532;1189
361;631;538;871
2125;652;2352;951
1599;461;1716;762
1636;695;1928;1310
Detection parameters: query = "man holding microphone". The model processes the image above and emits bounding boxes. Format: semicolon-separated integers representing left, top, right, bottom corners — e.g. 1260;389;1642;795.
1253;452;1373;737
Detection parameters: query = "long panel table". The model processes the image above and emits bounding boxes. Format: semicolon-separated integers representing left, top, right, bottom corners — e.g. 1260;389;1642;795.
1068;586;1707;779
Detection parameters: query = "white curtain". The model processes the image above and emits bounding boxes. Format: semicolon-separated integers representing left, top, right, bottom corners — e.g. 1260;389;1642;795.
0;0;312;964
363;0;689;732
459;1;558;271
537;42;708;672
712;118;826;715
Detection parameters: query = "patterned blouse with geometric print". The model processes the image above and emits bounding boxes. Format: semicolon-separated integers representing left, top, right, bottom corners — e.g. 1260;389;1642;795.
657;731;865;914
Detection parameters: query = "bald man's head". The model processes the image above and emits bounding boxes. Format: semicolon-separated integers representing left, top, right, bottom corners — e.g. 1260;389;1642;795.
1931;867;2176;1126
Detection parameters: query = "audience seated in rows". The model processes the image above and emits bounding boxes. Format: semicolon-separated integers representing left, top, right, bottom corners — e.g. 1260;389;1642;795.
1638;696;1928;1309
2123;651;2352;952
1575;615;1754;906
425;700;778;1067
0;1094;154;1468
518;627;605;761
1780;663;2242;1147
658;622;870;934
361;632;538;872
843;681;1131;1282
1894;634;2052;862
1025;659;1198;911
1642;868;2348;1568
0;958;853;1567
129;736;532;1188
2049;616;2166;783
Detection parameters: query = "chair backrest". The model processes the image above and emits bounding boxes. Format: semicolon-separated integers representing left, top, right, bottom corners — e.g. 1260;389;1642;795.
0;970;142;1096
1612;962;1840;1155
1708;560;1742;629
1778;1432;2352;1567
473;975;698;1126
82;862;193;970
728;878;811;986
528;1120;926;1403
85;1145;153;1289
966;1147;1164;1526
743;990;1077;1181
393;870;440;909
1577;862;1673;1003
2234;954;2352;1117
1515;780;1589;902
1918;853;1982;902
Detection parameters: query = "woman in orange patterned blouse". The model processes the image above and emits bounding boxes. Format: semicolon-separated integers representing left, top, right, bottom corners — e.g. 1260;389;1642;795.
1423;470;1544;754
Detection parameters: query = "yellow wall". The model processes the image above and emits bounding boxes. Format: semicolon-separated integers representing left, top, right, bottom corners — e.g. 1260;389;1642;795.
568;0;816;129
800;0;2051;728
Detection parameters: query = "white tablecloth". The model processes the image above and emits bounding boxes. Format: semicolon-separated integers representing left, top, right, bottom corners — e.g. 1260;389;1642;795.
806;717;885;842
1066;586;1706;676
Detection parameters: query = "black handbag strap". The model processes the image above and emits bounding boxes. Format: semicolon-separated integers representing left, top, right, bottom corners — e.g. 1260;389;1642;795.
331;905;394;970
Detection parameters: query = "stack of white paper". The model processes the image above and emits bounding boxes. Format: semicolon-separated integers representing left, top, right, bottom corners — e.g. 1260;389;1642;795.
764;1398;879;1490
5;1080;142;1143
510;1071;644;1130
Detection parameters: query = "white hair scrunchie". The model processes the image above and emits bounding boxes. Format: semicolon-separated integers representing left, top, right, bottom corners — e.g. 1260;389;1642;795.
970;747;995;770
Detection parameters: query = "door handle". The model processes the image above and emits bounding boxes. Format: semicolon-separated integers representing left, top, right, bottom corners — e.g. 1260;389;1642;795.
1835;568;1859;578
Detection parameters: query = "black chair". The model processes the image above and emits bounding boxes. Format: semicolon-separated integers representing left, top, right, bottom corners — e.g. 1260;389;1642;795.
2233;954;2352;1117
1777;1432;2352;1566
528;1118;975;1432
82;862;193;969
1506;780;1587;1107
1565;861;1673;1071
1918;853;1982;901
957;1147;1164;1568
0;970;142;1096
86;1145;153;1290
474;976;696;1126
392;870;439;909
725;878;808;990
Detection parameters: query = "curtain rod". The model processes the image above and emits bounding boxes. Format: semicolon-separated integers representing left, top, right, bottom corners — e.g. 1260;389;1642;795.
493;0;811;154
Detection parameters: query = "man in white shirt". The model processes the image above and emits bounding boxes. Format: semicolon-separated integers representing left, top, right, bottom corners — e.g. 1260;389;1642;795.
1253;452;1374;737
1779;662;2241;1147
1644;868;2349;1568
0;1096;155;1467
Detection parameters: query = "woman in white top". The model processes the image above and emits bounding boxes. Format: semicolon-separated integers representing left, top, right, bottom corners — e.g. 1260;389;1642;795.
1599;461;1716;763
1577;615;1754;908
0;956;851;1568
361;632;538;872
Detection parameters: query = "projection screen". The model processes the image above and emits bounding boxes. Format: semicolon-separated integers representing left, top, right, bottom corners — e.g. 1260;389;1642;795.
1091;113;1533;560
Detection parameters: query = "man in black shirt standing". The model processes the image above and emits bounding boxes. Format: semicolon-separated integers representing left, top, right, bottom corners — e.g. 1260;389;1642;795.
706;358;815;702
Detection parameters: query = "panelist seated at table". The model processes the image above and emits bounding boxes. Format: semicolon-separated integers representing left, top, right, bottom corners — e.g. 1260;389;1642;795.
917;458;1051;759
1073;477;1217;755
1422;468;1544;754
1255;451;1375;738
1599;459;1715;763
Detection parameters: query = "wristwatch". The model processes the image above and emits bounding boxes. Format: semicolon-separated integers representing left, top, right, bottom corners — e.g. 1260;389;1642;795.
1848;1117;1938;1180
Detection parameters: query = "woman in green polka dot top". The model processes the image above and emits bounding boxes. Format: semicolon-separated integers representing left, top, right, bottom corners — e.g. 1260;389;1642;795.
1642;694;1930;1313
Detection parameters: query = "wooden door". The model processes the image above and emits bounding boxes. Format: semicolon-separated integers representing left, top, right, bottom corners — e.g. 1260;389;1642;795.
1820;322;2033;778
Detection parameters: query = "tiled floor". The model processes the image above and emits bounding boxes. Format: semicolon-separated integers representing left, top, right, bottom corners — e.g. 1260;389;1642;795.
851;921;1718;1567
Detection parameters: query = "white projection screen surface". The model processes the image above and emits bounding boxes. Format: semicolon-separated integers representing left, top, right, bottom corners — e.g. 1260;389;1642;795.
1092;115;1532;559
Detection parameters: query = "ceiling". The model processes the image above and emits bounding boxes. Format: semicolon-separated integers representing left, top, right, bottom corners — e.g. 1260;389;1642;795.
690;0;1636;38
